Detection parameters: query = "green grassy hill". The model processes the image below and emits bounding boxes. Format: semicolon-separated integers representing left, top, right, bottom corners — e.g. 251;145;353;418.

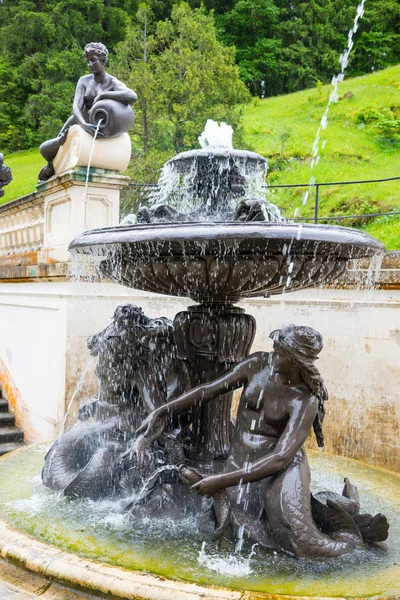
2;65;399;248
1;148;44;202
241;65;400;249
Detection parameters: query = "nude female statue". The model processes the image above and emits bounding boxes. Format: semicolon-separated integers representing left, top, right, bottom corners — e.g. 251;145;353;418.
39;42;137;180
137;324;388;558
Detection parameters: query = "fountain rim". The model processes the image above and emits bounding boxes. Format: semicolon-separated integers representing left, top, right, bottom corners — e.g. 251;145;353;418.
0;446;398;600
69;221;385;257
0;517;376;600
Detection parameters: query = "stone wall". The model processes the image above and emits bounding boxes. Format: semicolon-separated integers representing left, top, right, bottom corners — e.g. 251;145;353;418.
0;282;68;441
242;288;400;473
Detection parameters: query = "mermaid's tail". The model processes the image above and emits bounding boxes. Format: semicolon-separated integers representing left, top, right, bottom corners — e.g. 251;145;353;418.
42;420;122;499
179;465;231;540
313;478;389;545
263;450;365;558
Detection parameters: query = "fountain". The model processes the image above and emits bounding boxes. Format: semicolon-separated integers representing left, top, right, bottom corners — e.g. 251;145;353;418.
0;119;399;600
38;118;392;556
0;48;399;599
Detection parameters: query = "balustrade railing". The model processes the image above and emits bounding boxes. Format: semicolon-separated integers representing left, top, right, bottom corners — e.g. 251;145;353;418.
0;192;44;256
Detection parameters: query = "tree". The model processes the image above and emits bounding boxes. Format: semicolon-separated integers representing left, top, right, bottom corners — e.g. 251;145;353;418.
218;0;400;97
112;3;159;155
217;0;281;97
347;0;400;76
152;3;250;152
114;1;250;182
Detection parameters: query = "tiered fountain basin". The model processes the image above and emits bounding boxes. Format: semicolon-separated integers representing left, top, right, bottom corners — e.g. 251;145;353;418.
0;446;399;599
8;128;391;597
69;221;384;302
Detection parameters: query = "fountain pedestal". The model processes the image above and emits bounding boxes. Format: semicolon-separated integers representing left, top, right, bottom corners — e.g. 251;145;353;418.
173;304;255;464
71;220;384;468
37;168;129;262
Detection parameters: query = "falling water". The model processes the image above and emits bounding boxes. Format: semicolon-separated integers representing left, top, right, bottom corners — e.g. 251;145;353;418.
198;540;259;576
82;119;103;203
143;120;282;221
60;357;95;434
198;119;234;148
296;0;367;218
127;465;179;507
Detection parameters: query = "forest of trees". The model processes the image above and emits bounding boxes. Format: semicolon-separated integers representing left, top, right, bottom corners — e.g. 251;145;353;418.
0;0;399;163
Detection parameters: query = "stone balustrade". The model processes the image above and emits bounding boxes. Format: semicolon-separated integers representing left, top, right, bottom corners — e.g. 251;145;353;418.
0;192;44;257
0;168;128;280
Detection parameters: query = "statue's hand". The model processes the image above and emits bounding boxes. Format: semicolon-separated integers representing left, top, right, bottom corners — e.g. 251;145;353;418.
78;398;97;421
136;410;160;437
134;434;152;468
93;92;105;104
192;475;223;498
121;434;151;468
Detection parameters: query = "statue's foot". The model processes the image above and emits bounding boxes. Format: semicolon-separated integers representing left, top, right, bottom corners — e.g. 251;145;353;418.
38;162;55;181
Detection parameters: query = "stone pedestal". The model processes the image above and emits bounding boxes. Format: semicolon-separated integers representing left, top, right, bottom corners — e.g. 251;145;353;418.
37;168;129;262
173;304;255;466
53;125;131;176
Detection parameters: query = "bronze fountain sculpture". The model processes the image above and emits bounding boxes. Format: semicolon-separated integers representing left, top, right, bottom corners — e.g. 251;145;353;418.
40;59;389;558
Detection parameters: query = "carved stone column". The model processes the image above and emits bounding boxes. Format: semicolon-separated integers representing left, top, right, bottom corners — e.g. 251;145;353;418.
173;303;255;466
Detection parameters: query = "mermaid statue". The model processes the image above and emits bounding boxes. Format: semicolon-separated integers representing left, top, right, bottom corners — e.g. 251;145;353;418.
42;304;191;500
42;310;389;557
137;324;389;558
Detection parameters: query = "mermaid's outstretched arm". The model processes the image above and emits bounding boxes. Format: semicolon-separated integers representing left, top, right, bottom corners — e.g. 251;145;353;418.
136;355;260;440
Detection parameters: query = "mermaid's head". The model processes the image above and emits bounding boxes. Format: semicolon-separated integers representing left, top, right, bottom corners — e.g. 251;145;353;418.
270;324;323;362
270;324;328;447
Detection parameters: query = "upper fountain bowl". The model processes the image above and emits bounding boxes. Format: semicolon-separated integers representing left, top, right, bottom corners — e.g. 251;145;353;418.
69;221;384;303
134;121;283;224
169;147;267;173
70;120;385;302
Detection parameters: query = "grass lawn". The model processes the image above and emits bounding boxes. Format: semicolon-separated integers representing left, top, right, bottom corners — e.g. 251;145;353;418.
1;148;43;203
240;65;400;249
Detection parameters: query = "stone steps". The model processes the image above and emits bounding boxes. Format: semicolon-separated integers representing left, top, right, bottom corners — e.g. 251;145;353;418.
0;442;25;457
0;426;24;443
0;386;25;454
0;412;16;426
0;399;9;412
